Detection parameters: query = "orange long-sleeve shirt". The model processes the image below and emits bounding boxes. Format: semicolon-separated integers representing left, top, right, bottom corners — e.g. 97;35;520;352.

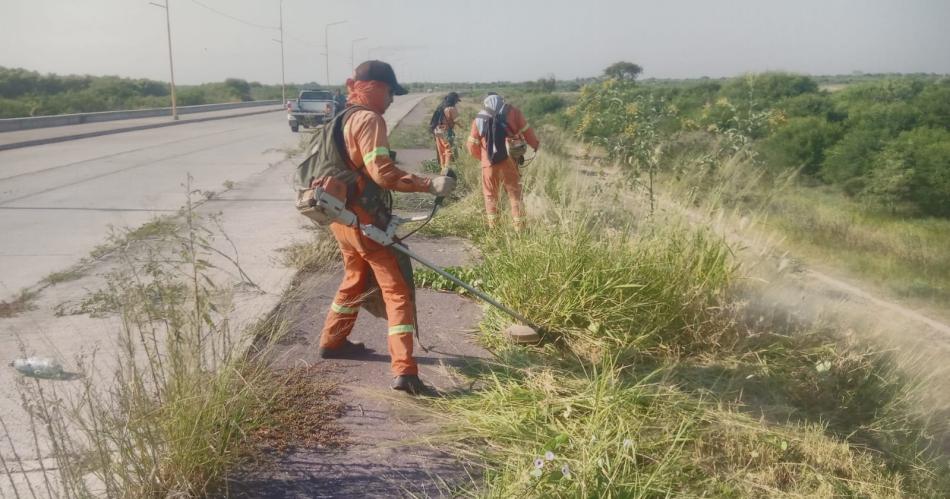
467;104;540;167
343;108;431;223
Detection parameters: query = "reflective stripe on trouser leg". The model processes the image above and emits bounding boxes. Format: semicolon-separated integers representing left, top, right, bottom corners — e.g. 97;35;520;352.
388;329;415;377
331;302;359;314
319;224;368;349
363;244;419;376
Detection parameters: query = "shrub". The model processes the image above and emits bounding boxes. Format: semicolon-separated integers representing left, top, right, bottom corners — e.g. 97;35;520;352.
864;127;950;216
820;127;891;185
759;116;842;175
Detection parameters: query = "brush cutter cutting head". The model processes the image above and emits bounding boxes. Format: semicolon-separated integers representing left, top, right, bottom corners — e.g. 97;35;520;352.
504;324;541;344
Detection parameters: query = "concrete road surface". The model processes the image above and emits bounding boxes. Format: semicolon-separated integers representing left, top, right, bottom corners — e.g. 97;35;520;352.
0;95;423;301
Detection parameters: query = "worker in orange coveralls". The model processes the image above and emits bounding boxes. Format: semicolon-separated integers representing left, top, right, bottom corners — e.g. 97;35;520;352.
317;61;457;394
467;93;540;229
430;92;461;172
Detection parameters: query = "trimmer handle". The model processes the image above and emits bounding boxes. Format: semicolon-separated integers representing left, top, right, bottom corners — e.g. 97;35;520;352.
433;168;457;208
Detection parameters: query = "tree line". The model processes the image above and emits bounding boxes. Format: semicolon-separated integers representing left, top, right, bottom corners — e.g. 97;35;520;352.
0;66;302;119
569;66;950;218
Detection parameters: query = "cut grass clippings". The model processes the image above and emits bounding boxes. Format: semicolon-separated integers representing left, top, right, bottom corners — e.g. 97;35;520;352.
248;364;348;455
434;358;934;498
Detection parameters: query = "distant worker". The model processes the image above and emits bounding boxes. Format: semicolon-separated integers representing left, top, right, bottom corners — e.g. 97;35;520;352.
467;94;539;229
317;61;457;394
429;92;461;172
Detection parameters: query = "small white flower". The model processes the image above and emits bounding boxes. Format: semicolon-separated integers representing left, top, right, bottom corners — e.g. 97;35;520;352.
623;438;633;449
534;458;544;469
545;451;555;462
561;464;572;479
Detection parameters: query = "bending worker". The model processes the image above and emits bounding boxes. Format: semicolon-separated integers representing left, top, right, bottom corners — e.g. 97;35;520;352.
467;93;539;229
429;92;461;172
317;61;457;394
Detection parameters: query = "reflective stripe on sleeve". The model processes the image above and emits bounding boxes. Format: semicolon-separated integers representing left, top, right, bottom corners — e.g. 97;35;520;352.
388;324;415;335
518;123;531;134
331;302;359;314
362;147;390;164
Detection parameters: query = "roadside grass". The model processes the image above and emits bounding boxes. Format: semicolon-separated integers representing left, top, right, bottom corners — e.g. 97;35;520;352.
434;358;933;497
660;130;950;315
424;128;950;496
767;187;950;304
3;190;343;498
40;268;85;286
0;289;39;318
89;215;179;260
277;225;341;274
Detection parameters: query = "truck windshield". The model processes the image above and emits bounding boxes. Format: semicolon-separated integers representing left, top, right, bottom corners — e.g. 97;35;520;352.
299;91;333;100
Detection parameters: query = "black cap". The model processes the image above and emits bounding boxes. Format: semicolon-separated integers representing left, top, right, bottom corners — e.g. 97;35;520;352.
354;60;407;96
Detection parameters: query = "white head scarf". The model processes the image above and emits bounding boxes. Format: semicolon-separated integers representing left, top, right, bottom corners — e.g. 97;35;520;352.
476;95;506;136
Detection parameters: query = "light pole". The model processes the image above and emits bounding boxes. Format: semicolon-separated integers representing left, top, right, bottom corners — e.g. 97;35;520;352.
323;20;347;87
149;0;178;120
350;37;368;73
278;0;286;104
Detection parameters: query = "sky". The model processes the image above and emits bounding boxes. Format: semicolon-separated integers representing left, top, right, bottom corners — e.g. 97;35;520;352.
1;0;949;85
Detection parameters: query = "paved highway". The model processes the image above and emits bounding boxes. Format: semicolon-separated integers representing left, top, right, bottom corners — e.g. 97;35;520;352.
0;95;423;301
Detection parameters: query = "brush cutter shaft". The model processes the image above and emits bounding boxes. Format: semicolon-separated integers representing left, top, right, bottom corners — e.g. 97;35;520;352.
336;167;534;331
390;242;537;328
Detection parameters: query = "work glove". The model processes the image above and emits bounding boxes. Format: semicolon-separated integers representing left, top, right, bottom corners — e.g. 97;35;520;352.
428;175;457;197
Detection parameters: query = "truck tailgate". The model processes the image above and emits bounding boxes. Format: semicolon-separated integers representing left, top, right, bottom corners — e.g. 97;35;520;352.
298;101;331;112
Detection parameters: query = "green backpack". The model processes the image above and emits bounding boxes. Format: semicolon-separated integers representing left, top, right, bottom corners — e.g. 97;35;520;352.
294;105;391;227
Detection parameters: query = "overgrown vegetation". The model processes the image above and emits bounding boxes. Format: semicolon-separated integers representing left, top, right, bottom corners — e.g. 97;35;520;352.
559;70;950;308
0;289;39;318
2;188;341;497
277;225;341;274
422;120;949;496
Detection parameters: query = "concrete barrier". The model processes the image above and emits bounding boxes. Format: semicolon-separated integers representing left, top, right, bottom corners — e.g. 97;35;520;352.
0;100;281;133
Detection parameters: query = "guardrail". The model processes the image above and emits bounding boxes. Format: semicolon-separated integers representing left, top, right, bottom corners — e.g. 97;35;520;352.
0;100;282;133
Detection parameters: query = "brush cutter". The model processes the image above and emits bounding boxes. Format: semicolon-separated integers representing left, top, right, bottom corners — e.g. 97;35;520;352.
311;169;542;343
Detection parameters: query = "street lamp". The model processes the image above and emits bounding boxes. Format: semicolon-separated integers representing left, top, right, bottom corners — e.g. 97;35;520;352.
324;20;347;86
278;0;286;105
350;37;368;73
149;0;178;120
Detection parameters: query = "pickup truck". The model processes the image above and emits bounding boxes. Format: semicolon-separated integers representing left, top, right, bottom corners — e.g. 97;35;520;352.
286;90;338;132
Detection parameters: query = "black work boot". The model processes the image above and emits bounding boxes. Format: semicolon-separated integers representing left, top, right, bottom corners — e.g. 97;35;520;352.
318;340;366;359
391;374;429;395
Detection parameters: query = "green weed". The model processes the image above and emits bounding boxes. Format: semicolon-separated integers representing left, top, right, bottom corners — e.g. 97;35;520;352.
426;127;949;497
0;289;39;318
278;226;341;274
4;182;340;497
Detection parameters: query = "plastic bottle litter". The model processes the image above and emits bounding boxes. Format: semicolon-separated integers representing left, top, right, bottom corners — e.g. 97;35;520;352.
10;357;65;379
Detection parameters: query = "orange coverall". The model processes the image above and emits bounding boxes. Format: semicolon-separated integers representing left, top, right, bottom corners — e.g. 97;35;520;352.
319;82;431;376
467;104;540;227
434;106;459;170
